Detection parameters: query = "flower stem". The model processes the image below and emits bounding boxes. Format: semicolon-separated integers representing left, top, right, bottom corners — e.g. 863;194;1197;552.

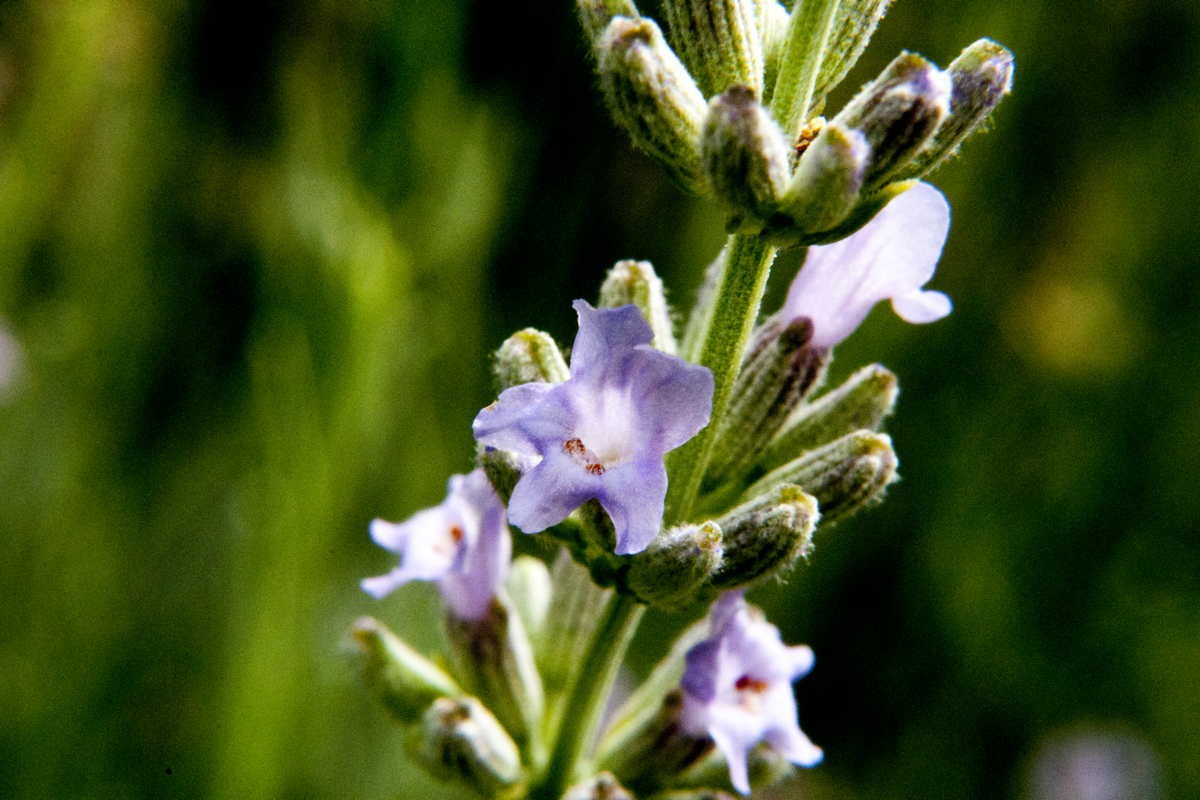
665;233;777;524
533;592;645;799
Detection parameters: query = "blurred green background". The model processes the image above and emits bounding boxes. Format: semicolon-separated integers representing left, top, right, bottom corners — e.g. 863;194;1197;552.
2;1;1197;798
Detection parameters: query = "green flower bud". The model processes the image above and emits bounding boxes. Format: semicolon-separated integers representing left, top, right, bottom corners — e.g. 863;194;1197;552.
494;328;569;391
506;555;553;641
706;315;825;485
599;259;678;354
624;522;723;610
562;771;635;800
598;16;709;193
478;444;525;504
759;363;897;473
761;2;790;95
831;52;951;189
598;690;714;792
662;0;765;97
349;616;462;723
710;483;818;590
909;38;1014;177
744;430;897;523
411;697;523;796
578;0;642;45
443;596;544;751
811;0;893;106
701;86;793;231
774;121;869;239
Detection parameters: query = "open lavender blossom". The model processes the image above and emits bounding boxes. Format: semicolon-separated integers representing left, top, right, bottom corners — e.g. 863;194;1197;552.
680;592;822;795
473;300;713;555
361;469;510;621
784;181;952;349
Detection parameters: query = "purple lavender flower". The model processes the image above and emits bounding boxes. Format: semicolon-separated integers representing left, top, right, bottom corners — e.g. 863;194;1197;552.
361;469;510;621
680;591;822;795
784;181;952;349
473;300;713;555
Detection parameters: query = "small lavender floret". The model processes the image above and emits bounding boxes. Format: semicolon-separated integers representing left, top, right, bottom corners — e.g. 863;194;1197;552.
474;300;713;555
783;180;951;349
361;468;510;622
681;592;821;795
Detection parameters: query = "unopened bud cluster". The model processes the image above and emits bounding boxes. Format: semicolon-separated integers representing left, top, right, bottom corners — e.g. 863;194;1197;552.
580;0;1012;244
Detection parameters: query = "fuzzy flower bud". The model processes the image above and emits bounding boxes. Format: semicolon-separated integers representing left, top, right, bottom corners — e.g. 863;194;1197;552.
350;616;462;723
775;122;869;238
710;484;818;591
810;0;893;105
412;697;522;796
494;328;570;391
599;259;678;355
662;0;765;97
625;521;724;610
745;430;897;523
760;363;897;474
598;16;709;193
702;86;793;231
910;38;1015;176
831;52;951;189
578;0;641;45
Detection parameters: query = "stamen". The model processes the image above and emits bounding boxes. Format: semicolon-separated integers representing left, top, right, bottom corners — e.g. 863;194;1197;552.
735;674;769;694
449;525;464;543
563;438;586;456
586;463;606;475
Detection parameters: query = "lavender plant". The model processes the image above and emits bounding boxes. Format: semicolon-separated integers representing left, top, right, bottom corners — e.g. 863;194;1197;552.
353;1;1012;797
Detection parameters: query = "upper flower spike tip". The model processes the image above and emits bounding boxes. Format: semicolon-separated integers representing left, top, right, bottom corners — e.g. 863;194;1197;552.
473;300;714;555
361;469;511;621
784;181;952;349
681;591;822;795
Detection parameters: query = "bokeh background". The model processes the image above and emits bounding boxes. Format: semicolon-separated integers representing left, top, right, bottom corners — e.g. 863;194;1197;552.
2;1;1198;798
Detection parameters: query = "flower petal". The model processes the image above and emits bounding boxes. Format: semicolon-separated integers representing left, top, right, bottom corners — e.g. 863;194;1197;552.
569;299;654;378
507;449;598;534
472;382;561;457
784;181;951;347
891;288;952;323
598;458;668;555
624;347;714;451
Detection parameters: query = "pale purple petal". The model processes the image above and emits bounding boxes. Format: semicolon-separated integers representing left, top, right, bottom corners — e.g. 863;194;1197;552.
783;181;951;348
891;288;952;323
569;299;653;377
472;300;713;554
472;382;562;458
361;469;511;621
598;458;669;555
680;592;821;794
507;448;599;533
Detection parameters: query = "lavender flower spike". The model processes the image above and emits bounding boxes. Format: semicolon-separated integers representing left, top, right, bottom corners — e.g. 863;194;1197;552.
681;591;822;795
784;181;952;349
361;469;510;622
473;300;713;555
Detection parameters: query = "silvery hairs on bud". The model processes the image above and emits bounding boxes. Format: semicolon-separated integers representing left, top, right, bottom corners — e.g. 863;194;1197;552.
597;16;710;193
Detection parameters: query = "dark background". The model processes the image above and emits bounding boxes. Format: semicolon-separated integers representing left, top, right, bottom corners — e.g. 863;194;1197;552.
1;0;1197;797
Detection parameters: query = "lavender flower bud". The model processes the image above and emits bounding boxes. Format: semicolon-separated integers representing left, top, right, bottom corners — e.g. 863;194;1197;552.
710;484;817;591
759;363;897;474
831;52;951;189
775;122;869;239
909;38;1014;177
598;17;709;193
701;86;792;231
412;697;522;795
625;521;724;610
599;259;678;355
443;596;544;749
494;328;570;390
706;315;825;485
661;0;765;97
349;616;462;723
562;772;635;800
810;0;893;105
744;430;897;523
578;0;641;45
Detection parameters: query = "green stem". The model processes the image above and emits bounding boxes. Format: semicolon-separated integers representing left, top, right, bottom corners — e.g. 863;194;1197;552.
533;593;645;799
665;233;777;525
770;0;842;136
